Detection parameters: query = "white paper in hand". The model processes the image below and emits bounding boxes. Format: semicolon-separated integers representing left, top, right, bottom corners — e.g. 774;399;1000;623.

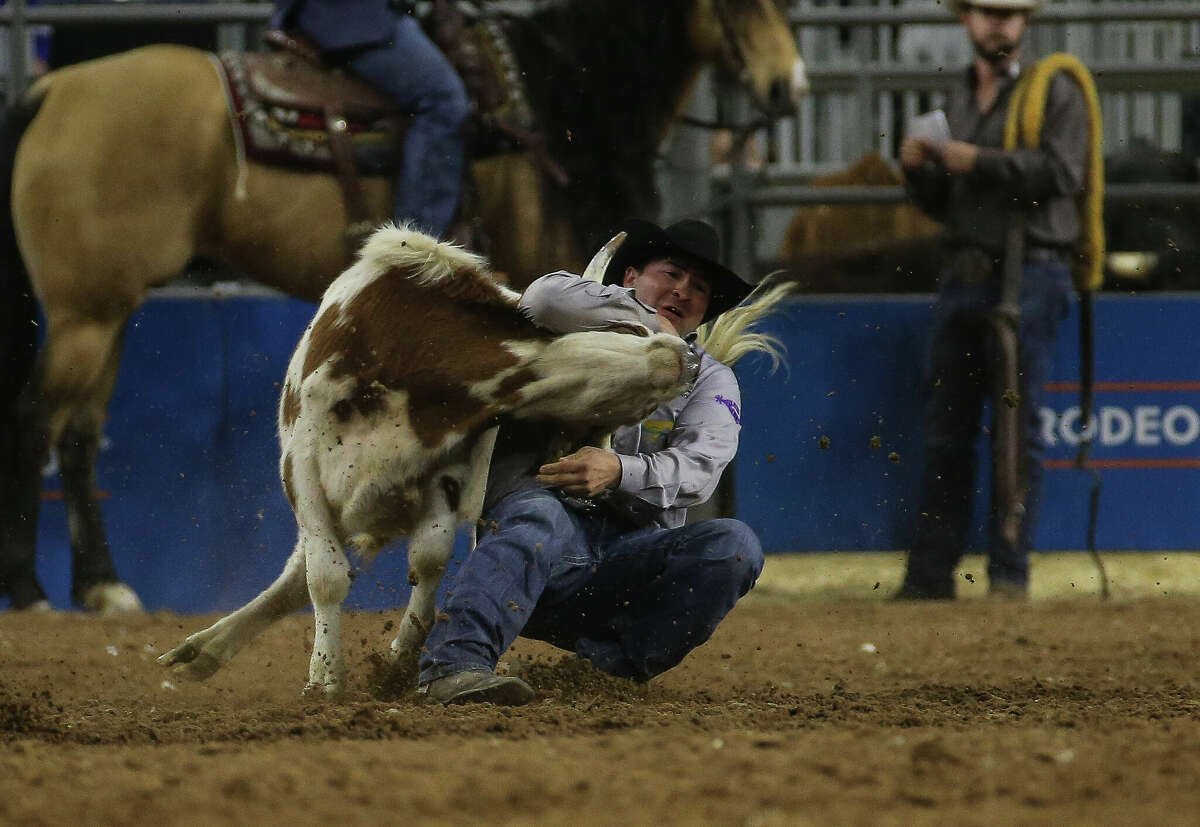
906;109;951;147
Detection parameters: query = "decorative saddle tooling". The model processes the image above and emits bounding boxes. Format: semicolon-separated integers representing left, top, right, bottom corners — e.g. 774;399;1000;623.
213;15;568;239
218;47;399;172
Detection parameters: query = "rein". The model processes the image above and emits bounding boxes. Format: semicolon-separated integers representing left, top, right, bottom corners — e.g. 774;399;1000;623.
712;0;753;93
678;113;770;132
678;2;780;133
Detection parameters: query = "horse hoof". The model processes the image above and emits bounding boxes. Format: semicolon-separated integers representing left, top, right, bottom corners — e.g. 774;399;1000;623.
81;582;145;615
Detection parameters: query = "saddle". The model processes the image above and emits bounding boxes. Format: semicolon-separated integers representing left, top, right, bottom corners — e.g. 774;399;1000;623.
215;2;567;241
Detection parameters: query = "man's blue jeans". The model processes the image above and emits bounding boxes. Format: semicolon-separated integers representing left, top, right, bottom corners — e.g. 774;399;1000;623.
345;13;468;237
418;488;764;684
904;260;1073;592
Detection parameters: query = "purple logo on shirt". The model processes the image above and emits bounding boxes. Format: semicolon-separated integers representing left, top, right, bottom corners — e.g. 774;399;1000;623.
714;394;741;425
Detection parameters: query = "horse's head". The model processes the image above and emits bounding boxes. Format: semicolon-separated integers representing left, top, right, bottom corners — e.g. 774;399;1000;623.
687;0;808;117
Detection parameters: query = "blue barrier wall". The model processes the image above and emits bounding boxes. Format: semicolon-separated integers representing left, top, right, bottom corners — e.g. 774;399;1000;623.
20;291;1200;611
734;294;1200;554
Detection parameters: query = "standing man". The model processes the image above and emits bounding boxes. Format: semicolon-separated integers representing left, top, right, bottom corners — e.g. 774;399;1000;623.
895;0;1092;600
418;219;765;705
272;0;469;238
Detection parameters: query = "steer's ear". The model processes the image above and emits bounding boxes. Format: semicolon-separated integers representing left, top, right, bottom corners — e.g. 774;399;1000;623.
581;231;628;283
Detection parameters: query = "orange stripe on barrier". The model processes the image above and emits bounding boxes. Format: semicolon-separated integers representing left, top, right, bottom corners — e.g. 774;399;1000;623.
1045;381;1200;392
1045;458;1200;470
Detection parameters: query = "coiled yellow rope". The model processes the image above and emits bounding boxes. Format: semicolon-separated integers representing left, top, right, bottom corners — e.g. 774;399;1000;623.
1003;52;1105;291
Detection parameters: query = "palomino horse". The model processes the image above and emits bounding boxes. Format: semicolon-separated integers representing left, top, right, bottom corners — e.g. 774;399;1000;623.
0;0;806;611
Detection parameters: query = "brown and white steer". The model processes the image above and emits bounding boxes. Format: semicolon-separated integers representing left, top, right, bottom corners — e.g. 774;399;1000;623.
158;225;694;695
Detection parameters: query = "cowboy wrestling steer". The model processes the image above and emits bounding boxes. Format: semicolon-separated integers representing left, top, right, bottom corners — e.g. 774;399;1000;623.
158;225;697;695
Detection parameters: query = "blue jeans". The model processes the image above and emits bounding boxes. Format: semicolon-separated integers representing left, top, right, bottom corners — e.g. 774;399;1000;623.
345;13;468;237
903;260;1073;590
418;488;764;684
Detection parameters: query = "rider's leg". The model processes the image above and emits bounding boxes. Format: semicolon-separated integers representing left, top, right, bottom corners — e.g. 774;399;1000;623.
522;518;765;682
417;489;591;686
900;286;990;598
345;13;469;238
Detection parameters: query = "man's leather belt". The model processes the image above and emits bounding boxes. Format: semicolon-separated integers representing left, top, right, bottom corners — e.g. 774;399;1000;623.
1024;246;1069;264
949;245;1067;284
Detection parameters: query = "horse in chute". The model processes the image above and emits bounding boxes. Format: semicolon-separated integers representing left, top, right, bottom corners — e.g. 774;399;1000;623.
0;0;806;612
779;152;945;293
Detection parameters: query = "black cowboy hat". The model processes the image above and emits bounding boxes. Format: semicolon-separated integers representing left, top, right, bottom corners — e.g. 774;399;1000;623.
601;218;752;324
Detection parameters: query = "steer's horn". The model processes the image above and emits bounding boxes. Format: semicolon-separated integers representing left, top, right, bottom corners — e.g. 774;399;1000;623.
581;231;627;283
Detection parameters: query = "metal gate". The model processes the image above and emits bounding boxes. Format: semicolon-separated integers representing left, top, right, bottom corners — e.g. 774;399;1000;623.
658;0;1200;278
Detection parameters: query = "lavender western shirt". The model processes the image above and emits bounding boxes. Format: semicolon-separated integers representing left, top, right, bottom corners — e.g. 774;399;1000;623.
482;272;743;529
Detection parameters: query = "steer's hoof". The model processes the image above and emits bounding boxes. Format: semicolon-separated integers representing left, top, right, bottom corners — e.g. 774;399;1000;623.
302;680;343;699
81;582;144;615
157;642;223;681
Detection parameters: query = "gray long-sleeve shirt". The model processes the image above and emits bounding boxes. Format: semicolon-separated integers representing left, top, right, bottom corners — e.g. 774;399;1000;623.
482;272;742;529
904;60;1090;254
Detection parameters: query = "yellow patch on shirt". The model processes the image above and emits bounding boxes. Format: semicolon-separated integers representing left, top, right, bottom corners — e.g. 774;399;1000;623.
641;419;674;439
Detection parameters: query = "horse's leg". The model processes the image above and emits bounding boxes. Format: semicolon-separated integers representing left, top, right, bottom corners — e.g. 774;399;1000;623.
0;160;47;608
33;317;144;613
157;547;309;680
12;46;232;611
0;352;50;610
49;325;144;613
0;313;129;614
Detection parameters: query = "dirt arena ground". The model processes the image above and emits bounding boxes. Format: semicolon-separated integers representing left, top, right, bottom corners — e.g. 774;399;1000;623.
2;552;1199;826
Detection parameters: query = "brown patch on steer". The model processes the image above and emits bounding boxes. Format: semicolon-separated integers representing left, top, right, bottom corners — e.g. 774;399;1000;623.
300;264;548;447
424;263;520;307
301;300;345;379
280;381;300;429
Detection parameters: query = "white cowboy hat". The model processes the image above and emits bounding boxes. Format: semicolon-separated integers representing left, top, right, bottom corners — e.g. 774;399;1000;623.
949;0;1042;13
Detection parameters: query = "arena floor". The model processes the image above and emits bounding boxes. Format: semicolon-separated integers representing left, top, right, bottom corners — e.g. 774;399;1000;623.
2;552;1199;826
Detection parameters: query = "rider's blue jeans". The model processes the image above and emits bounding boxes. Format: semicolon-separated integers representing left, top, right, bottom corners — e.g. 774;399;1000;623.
418;488;764;684
345;12;468;237
903;260;1073;592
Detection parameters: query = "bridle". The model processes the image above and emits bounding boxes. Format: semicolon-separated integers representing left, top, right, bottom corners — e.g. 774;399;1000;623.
679;0;782;134
712;0;755;90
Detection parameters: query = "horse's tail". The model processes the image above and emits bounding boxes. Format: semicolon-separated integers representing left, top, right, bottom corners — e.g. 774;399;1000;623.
0;81;49;404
